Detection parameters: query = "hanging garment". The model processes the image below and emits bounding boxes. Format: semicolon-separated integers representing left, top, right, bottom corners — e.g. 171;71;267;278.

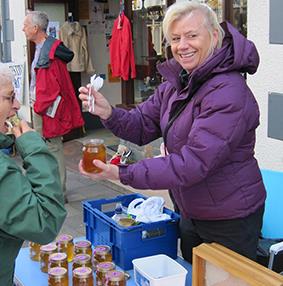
59;21;94;73
109;12;136;80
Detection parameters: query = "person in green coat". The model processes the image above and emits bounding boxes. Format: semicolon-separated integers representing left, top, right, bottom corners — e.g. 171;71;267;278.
0;63;67;285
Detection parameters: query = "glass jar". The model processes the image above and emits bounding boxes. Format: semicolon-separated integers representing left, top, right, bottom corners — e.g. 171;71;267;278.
72;254;92;271
40;243;57;273
56;234;74;262
105;270;126;286
96;262;116;286
48;252;68;271
73;266;93;286
93;245;112;271
29;241;41;261
48;267;68;286
82;139;106;173
74;240;92;256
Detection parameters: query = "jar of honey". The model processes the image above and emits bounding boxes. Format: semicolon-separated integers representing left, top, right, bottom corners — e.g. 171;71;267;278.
29;241;41;261
105;270;126;286
56;234;74;262
40;243;57;273
48;267;68;286
96;262;116;286
72;253;92;271
74;240;92;256
82;139;106;173
93;245;112;271
73;266;93;286
48;252;68;271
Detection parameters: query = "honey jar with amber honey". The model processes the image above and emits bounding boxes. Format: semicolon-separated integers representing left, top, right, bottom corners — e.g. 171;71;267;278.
82;139;106;173
93;245;112;270
29;241;41;261
48;267;68;286
40;243;57;273
96;262;116;286
73;266;93;286
74;240;92;256
56;234;74;262
105;270;126;286
72;253;92;271
48;252;68;271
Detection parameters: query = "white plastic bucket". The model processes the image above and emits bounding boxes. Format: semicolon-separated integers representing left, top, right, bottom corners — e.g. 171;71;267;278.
133;254;187;286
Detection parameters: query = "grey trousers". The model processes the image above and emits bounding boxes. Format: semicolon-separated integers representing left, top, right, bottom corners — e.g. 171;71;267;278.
32;111;66;194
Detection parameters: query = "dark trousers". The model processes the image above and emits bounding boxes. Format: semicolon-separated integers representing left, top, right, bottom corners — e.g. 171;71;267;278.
180;205;264;264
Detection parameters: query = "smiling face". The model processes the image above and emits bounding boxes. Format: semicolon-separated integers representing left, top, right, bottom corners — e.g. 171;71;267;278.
0;79;20;134
170;10;218;72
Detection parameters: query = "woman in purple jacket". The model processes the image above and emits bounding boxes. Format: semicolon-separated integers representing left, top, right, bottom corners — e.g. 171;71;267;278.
79;1;266;263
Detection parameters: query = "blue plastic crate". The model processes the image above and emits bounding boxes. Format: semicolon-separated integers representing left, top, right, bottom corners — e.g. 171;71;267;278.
83;193;180;270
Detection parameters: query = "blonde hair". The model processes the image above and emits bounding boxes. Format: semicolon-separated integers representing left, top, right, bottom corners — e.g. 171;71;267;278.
163;1;225;54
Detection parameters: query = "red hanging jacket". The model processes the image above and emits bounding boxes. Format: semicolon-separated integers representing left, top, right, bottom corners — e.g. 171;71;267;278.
109;12;136;80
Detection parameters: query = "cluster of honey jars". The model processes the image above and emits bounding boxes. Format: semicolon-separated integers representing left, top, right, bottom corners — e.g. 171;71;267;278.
29;235;126;285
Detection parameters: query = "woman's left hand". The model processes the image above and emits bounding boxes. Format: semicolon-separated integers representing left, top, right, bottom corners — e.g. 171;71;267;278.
78;160;120;181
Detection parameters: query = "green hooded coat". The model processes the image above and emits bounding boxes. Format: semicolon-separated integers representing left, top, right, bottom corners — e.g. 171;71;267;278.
0;131;66;285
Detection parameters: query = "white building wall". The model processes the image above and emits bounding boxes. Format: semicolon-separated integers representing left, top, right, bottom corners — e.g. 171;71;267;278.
248;0;283;172
9;0;30;121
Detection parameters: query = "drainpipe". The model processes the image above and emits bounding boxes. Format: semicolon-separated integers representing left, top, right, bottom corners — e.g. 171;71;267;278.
1;0;14;62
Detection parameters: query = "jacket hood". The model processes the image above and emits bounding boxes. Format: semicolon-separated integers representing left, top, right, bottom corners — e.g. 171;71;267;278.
0;133;14;149
158;21;259;90
36;36;74;68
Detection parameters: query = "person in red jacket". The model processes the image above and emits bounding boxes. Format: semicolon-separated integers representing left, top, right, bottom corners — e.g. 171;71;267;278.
22;10;84;201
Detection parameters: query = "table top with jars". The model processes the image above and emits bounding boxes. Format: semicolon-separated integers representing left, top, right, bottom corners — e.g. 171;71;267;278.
14;236;192;286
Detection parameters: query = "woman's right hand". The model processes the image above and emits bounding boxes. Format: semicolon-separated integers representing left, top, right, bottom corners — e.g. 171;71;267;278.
78;85;112;120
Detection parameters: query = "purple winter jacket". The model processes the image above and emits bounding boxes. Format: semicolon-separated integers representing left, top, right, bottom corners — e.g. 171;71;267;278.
103;22;266;220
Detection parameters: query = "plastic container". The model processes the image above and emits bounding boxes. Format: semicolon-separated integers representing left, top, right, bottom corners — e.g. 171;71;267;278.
132;254;187;286
83;193;180;270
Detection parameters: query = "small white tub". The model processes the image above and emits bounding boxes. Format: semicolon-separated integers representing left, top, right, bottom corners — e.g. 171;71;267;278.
132;254;187;286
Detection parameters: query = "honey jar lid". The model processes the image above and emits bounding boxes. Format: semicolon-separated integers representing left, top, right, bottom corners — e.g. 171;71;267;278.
96;261;115;272
74;240;91;248
49;252;67;262
48;267;67;278
73;253;91;263
40;243;57;253
73;266;93;278
84;138;104;145
105;270;125;282
117;217;135;227
56;234;73;243
94;245;111;255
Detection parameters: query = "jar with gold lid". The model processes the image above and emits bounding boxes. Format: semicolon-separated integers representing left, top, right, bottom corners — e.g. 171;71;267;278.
96;261;116;286
40;243;57;273
72;253;92;271
56;234;74;262
105;270;126;286
93;245;112;270
73;266;93;286
74;240;92;256
82;139;106;173
49;252;68;271
29;241;41;261
48;266;68;286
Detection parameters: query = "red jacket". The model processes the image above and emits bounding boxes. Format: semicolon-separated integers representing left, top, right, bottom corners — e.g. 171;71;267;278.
109;12;136;80
33;37;84;138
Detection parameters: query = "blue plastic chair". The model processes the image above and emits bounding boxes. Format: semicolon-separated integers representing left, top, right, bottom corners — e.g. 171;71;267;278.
261;169;283;239
260;169;283;273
